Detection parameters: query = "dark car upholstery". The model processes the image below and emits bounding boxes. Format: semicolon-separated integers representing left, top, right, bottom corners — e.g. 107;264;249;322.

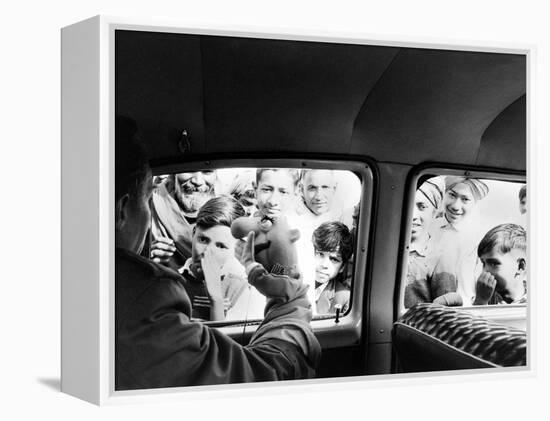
393;303;526;373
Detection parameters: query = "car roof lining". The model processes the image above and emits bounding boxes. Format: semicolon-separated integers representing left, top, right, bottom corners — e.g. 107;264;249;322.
115;30;526;171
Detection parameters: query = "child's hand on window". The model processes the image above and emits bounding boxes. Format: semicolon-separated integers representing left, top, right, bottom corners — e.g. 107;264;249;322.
474;271;497;305
202;247;224;302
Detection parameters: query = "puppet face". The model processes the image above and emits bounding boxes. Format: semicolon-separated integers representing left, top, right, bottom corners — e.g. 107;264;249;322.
231;215;300;274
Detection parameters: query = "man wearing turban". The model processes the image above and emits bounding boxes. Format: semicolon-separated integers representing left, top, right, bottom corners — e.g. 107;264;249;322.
442;176;489;225
432;176;490;305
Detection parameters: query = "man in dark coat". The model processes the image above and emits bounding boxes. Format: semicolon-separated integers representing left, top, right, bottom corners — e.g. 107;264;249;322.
114;116;320;390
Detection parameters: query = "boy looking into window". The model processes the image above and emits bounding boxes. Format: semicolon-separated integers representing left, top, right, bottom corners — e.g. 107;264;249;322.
180;196;251;321
150;170;218;270
473;223;527;305
255;169;300;222
312;222;354;314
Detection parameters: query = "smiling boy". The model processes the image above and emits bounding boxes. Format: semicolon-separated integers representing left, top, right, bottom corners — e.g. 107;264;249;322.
255;168;300;221
433;176;489;305
473;224;527;305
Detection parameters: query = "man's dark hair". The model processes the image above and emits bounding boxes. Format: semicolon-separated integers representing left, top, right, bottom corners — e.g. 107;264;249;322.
519;184;527;201
115;115;149;202
256;168;301;187
477;223;526;258
312;221;354;263
196;196;246;230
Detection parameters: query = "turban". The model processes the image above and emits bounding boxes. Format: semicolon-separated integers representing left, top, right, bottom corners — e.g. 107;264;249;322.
418;178;444;210
444;176;489;201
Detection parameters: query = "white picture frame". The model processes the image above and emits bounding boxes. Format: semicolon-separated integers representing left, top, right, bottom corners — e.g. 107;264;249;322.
61;15;532;405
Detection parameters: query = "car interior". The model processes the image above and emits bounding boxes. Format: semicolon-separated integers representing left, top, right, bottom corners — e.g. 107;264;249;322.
115;29;527;379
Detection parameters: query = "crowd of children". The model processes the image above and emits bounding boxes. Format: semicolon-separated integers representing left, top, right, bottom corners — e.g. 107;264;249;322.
147;168;524;321
150;167;359;321
405;176;527;309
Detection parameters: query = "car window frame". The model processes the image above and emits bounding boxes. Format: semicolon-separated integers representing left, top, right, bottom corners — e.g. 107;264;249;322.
396;164;527;320
151;155;376;349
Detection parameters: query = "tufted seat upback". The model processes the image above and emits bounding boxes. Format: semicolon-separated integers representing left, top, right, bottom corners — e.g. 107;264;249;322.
392;303;526;373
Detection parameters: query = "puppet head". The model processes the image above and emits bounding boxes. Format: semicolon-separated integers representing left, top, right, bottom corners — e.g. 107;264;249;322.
231;216;300;277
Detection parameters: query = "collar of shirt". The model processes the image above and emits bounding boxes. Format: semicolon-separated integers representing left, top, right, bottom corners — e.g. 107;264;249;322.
179;258;192;274
315;282;327;301
437;214;462;232
180;257;204;282
409;234;432;257
315;281;334;301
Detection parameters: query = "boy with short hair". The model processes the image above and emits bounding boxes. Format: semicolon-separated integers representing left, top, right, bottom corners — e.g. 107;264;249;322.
255;168;301;222
312;221;354;314
473;223;527;305
180;196;251;321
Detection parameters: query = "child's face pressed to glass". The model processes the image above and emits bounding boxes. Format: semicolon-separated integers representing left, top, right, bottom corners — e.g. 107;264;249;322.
479;248;526;293
192;225;237;268
314;249;344;284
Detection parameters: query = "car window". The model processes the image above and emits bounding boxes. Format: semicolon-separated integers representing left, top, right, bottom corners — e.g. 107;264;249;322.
401;173;527;312
148;166;363;324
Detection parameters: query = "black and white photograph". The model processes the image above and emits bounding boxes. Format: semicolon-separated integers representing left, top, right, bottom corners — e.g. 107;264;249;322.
5;0;550;418
113;29;527;391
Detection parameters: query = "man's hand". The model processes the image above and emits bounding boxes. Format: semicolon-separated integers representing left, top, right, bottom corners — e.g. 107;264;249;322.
474;271;497;305
234;231;256;269
150;236;176;264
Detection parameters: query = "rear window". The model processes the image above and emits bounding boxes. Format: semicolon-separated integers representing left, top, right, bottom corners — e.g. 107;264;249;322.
400;171;527;313
147;162;369;325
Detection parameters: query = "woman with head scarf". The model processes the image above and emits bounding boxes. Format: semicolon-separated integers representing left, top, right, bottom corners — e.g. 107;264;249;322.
432;176;490;305
404;177;462;308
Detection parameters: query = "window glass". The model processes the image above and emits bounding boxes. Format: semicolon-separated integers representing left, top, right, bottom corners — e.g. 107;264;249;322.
148;167;363;323
403;174;527;311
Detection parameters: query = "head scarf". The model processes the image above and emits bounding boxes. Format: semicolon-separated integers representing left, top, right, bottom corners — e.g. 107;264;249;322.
444;176;489;201
418;178;444;210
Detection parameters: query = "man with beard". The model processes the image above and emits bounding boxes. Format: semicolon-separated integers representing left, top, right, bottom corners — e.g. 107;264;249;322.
149;171;217;271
